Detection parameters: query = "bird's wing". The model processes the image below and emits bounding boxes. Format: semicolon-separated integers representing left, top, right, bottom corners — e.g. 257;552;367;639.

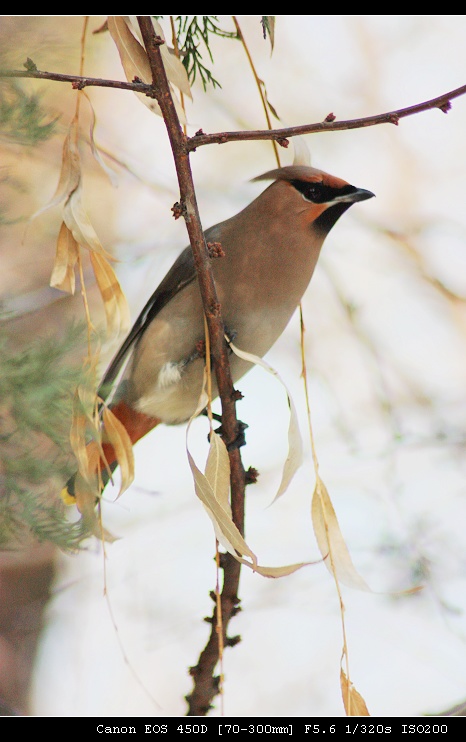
99;244;197;400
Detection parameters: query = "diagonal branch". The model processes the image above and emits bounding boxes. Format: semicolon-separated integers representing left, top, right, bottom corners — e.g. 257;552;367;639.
136;16;245;717
186;83;466;150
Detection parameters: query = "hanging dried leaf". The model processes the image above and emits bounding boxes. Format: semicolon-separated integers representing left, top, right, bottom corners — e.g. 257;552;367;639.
84;91;119;186
107;16;189;123
53;127;81;203
107;16;150;77
89;251;130;337
187;445;257;568
101;406;135;497
151;18;192;98
205;430;231;514
186;418;315;577
69;387;94;484
244;560;317;578
50;222;79;293
311;477;371;591
73;471;117;542
63;184;114;261
70;376;106;486
29;126;81;223
228;340;304;500
76;361;101;430
36;115;129;336
124;15;192;99
56;182;130;335
188;447;315;578
341;669;370;716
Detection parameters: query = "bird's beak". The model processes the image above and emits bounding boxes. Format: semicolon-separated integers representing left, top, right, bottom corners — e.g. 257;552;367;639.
333;187;375;204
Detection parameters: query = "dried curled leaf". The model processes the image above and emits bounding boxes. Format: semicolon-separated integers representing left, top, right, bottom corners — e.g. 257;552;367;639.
37;128;81;217
101;406;135;497
245;559;317;579
187;424;314;578
107;16;190;123
187;437;257;569
63;183;114;262
69;386;106;538
73;471;117;542
311;477;370;591
37;117;129;336
29;126;80;230
89;252;130;338
65;352;133;535
205;429;231;514
341;669;370;716
70;386;97;488
70;366;106;474
228;340;304;501
152;18;192;99
84;90;119;186
50;222;79;293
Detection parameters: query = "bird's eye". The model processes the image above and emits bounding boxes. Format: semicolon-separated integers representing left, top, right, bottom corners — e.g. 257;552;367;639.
290;179;326;203
304;184;320;201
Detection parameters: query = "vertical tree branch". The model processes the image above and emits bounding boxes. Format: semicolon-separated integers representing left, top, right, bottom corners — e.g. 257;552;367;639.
136;16;245;716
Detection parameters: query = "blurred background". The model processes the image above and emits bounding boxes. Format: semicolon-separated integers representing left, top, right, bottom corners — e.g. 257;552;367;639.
1;15;466;717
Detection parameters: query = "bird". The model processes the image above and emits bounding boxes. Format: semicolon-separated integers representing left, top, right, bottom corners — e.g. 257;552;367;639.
63;164;374;501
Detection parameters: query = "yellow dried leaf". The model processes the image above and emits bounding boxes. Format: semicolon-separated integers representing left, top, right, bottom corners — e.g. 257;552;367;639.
152;18;192;99
341;669;370;716
125;16;192;100
107;17;155;94
36;119;128;336
53;126;81;203
56;182;129;335
63;184;114;261
70;366;109;487
107;16;188;123
311;477;371;591
228;340;303;500
246;560;317;578
187;448;257;569
69;388;95;483
70;388;105;494
84;91;119;186
187;429;315;578
205;430;231;514
29;126;81;223
90;251;130;336
73;472;117;542
50;222;79;293
77;353;104;430
102;406;135;497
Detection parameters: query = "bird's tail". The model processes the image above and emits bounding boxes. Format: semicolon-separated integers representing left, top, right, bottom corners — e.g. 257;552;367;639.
61;400;161;503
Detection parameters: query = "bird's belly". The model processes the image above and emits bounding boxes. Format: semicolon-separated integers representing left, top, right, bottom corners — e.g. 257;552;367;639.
132;306;292;425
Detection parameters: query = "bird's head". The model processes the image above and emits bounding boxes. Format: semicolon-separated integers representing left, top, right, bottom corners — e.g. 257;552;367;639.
253;164;374;232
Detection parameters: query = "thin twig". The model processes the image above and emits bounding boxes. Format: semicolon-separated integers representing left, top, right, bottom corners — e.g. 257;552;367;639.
0;67;152;92
186;83;466;150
